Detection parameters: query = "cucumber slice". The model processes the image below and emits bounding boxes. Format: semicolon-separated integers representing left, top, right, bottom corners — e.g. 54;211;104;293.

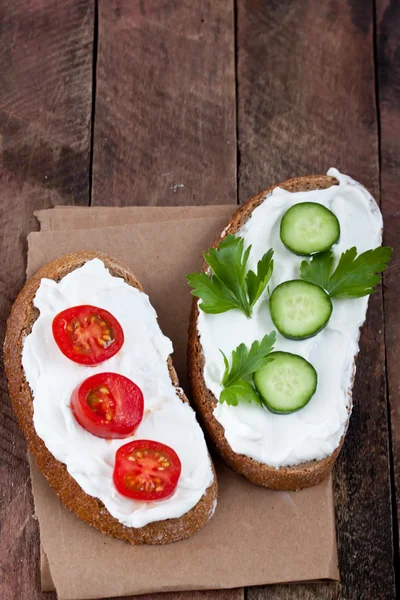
254;351;317;414
280;202;340;256
270;280;332;339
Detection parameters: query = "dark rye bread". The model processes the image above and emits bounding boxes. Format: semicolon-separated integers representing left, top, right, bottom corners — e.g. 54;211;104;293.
188;174;348;491
4;251;217;544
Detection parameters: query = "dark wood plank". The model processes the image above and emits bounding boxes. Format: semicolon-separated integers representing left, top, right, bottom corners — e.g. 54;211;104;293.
92;0;236;207
237;0;379;202
91;3;241;599
376;0;400;558
248;585;338;600
237;1;395;599
0;1;94;599
114;592;244;600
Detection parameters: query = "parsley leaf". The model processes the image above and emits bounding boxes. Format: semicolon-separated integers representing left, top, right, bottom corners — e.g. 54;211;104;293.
300;250;334;290
220;380;262;406
185;272;239;314
204;235;251;316
300;246;392;298
219;332;276;406
186;235;274;317
246;248;274;310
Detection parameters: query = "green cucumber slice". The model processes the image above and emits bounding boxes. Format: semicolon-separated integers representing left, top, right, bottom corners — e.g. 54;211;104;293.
270;280;332;339
280;202;340;256
254;351;317;413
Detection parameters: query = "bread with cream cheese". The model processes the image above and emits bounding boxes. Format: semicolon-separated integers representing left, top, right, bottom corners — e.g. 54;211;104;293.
5;251;217;544
188;175;349;491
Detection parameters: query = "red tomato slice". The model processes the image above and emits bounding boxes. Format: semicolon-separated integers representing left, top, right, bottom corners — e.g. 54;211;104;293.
113;440;182;501
52;305;124;365
71;373;144;439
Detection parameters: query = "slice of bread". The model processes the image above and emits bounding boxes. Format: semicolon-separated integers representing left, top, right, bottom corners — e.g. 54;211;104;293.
5;251;217;544
188;175;348;491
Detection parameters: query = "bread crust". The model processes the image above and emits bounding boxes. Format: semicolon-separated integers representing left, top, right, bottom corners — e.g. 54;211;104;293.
188;175;348;491
4;251;217;544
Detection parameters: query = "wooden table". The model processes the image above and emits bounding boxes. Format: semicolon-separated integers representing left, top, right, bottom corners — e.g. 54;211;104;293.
0;1;398;599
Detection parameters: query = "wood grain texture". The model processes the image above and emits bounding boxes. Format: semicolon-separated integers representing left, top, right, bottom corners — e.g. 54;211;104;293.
0;1;94;599
108;591;243;600
92;0;236;206
376;0;400;555
238;1;396;599
90;3;241;600
237;0;379;202
247;584;338;600
0;0;397;598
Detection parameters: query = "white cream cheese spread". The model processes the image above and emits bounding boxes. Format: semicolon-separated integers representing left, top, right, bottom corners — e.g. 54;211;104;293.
22;258;214;527
197;169;383;468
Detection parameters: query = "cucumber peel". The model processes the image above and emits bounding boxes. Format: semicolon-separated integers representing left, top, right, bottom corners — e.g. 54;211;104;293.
280;202;340;256
269;280;332;340
254;351;317;413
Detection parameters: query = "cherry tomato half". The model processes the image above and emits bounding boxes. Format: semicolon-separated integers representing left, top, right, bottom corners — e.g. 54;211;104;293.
113;440;182;501
71;373;144;439
53;305;124;365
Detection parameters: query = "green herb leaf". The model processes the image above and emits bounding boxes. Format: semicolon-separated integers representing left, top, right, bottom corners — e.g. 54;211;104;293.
186;234;274;317
204;235;251;316
186;272;240;314
325;246;392;297
300;250;334;290
220;380;262;406
300;246;392;298
246;249;274;309
220;331;276;391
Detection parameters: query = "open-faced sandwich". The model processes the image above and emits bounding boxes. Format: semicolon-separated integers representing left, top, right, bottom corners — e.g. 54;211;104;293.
187;169;391;491
5;252;217;544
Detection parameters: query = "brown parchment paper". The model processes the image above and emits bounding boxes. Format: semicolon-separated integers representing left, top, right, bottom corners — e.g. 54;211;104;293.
26;211;339;600
35;205;236;231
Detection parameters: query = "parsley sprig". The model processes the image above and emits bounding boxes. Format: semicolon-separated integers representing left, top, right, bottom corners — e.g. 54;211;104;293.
186;235;274;317
219;332;276;406
300;246;392;298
